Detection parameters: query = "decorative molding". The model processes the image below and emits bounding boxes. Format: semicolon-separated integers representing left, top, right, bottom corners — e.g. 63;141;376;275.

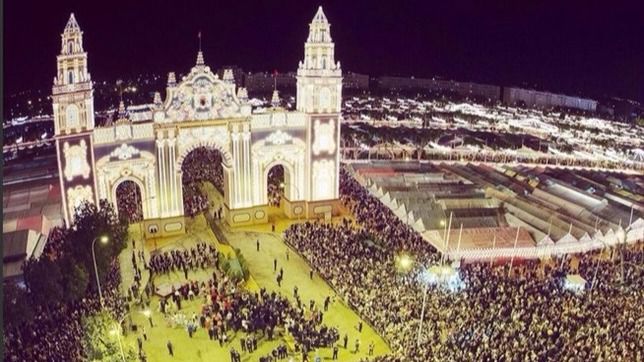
67;185;93;220
132;123;154;139
312;119;336;155
110;143;140;160
115;124;132;141
63;140;91;181
312;159;335;200
251;112;306;130
176;126;232;167
266;130;292;145
163;69;246;122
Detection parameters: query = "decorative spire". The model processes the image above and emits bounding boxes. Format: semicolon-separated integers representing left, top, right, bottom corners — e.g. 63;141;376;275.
196;51;205;66
237;87;248;101
271;90;280;108
118;100;126;118
167;72;176;86
312;6;328;23
223;69;234;83
307;6;333;44
153;92;162;105
64;13;81;32
115;101;129;125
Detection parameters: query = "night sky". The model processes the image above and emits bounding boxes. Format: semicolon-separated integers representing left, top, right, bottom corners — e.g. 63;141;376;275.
5;0;644;102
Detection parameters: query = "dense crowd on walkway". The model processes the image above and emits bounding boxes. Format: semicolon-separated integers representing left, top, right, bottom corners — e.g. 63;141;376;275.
150;248;339;361
149;242;218;276
284;169;644;361
4;263;127;362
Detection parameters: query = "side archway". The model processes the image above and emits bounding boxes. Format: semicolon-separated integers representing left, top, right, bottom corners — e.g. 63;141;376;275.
112;178;146;222
251;137;306;206
262;160;296;206
95;147;158;219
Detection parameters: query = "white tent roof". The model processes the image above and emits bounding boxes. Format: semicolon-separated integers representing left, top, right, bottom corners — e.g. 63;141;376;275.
538;235;555;246
557;233;578;245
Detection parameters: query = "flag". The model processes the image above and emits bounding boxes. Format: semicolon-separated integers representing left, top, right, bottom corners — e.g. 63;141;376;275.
198;31;202;51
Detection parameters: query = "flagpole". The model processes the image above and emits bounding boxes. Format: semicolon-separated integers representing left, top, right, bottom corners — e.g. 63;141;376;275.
490;234;496;267
455;223;463;261
442;212;453;265
508;226;520;278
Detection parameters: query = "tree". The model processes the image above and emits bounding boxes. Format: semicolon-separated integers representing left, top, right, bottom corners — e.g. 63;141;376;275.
64;200;128;291
22;256;64;308
3;282;33;327
60;256;90;303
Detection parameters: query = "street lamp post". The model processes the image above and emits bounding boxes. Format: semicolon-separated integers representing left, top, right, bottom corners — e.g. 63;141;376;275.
109;315;128;362
91;235;109;307
417;282;429;347
395;254;430;347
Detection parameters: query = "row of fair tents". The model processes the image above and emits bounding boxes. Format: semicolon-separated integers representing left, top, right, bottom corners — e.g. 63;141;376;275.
366;180;644;261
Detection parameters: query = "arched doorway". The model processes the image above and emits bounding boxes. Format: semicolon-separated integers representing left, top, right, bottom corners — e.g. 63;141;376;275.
180;147;225;219
266;165;285;207
115;180;143;223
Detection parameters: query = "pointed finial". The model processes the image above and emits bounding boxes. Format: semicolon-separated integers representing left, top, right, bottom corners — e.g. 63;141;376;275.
153;92;162;105
271;90;280;108
312;6;328;23
118;100;126;118
167;72;176;86
198;31;202;52
237;87;248;101
223;69;234;83
65;13;81;32
196;51;205;66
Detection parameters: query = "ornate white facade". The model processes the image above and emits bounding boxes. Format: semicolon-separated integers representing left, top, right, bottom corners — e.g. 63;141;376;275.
54;7;342;232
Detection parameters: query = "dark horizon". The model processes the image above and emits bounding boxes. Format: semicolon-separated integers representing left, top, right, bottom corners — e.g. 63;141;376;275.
5;0;644;103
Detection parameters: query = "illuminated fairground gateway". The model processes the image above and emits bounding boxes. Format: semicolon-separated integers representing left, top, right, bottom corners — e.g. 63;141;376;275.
53;7;342;236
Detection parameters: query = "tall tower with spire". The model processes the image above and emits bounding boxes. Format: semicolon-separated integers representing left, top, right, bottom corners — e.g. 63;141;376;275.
297;6;343;204
52;13;97;224
52;13;95;134
297;6;342;113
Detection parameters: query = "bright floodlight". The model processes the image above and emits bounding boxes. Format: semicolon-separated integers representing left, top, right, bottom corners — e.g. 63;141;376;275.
142;309;151;318
398;254;413;270
109;327;119;336
421;265;465;292
439;220;446;227
279;182;285;189
563;274;586;294
100;235;109;244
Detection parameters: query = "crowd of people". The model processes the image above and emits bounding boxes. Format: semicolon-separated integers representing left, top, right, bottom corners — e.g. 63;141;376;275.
181;147;225;216
183;183;211;217
150;249;339;361
149;242;218;277
6;160;643;361
267;166;285;207
115;180;144;222
4;262;128;362
283;169;644;361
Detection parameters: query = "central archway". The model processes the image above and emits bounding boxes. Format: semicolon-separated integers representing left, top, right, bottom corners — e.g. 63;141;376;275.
180;146;225;218
114;179;143;223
